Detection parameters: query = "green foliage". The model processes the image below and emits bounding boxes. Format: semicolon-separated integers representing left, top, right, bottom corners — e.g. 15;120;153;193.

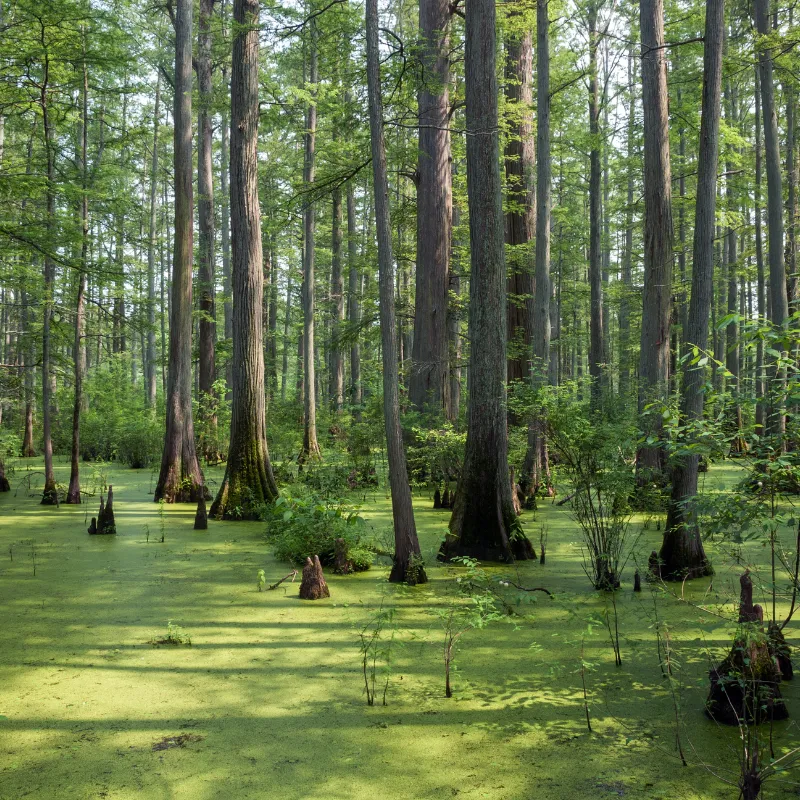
263;488;372;570
257;569;266;592
405;423;466;486
150;621;191;647
357;600;398;706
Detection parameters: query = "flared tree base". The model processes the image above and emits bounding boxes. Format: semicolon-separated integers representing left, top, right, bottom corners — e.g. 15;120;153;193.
41;484;58;505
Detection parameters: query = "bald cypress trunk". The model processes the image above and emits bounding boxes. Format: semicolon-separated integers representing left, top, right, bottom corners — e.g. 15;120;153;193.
755;0;789;441
329;185;344;413
755;67;766;435
410;0;451;413
440;0;533;562
660;0;722;581
212;0;279;519
636;0;673;480
365;0;426;584
197;0;218;456
155;0;205;503
347;183;362;418
504;30;535;391
300;20;321;463
145;75;161;409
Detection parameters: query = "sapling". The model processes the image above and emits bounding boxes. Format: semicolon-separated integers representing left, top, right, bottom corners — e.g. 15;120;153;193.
357;600;397;706
257;570;266;592
158;499;166;542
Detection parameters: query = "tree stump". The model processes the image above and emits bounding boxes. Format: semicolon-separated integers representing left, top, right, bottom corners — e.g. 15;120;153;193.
707;572;788;725
768;621;793;680
634;570;641;592
738;570;761;623
299;555;330;599
88;517;97;535
97;485;116;535
0;461;9;492
333;537;353;575
648;550;661;580
194;496;208;530
442;487;451;509
433;488;442;509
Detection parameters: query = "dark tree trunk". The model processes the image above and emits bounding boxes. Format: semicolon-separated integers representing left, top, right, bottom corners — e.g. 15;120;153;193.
521;0;552;499
660;0;722;581
329;185;344;412
588;2;605;404
365;0;427;584
155;0;205;503
67;54;90;505
197;0;218;454
21;288;35;457
145;75;161;409
440;0;533;562
221;70;233;398
636;0;673;480
410;0;451;413
504;30;535;391
755;0;789;439
346;183;362;418
755;67;766;435
300;21;321;463
212;0;279;520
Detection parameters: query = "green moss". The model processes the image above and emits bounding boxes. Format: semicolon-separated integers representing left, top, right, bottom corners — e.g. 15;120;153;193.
0;459;797;799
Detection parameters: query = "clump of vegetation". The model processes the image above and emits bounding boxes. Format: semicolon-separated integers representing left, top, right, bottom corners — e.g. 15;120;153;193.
548;406;637;590
263;489;373;571
149;621;192;647
357;600;398;706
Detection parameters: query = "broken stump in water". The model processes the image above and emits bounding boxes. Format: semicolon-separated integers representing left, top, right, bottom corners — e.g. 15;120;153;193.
299;555;330;600
738;570;761;623
194;496;208;530
706;571;788;725
88;517;97;535
768;621;794;680
648;550;661;580
97;485;116;534
433;488;442;509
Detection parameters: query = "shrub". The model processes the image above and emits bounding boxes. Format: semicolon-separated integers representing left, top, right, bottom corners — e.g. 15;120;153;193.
263;489;372;571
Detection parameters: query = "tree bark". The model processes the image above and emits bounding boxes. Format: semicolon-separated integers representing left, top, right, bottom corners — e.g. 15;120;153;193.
755;0;789;440
212;0;279;519
660;0;722;581
329;185;344;412
504;29;535;390
300;20;321;462
346;182;362;418
155;0;205;503
67;50;90;505
221;68;233;398
365;0;426;584
440;0;533;562
755;66;766;435
410;0;451;413
145;74;161;409
636;0;673;480
588;2;605;404
197;0;218;454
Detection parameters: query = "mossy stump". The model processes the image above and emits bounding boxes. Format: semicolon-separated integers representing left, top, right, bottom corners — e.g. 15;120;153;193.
706;572;788;725
194;496;208;530
299;555;330;600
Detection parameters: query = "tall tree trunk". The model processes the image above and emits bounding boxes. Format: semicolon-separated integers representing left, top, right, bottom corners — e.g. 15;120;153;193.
440;0;533;562
520;0;551;500
619;45;635;397
197;0;218;456
446;171;462;423
281;274;292;402
504;29;535;391
659;0;722;581
636;0;673;480
40;69;57;504
329;185;344;412
300;20;321;463
755;66;766;435
588;2;605;404
146;74;161;409
755;0;789;440
410;0;451;413
365;0;426;583
67;49;90;504
347;182;362;419
155;0;205;503
212;0;279;519
221;67;233;398
113;82;128;355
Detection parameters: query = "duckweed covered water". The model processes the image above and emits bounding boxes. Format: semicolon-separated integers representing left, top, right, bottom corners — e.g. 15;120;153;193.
1;458;799;799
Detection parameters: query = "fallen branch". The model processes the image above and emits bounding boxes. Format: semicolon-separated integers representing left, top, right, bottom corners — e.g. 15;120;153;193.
556;492;575;507
507;581;553;597
268;569;298;591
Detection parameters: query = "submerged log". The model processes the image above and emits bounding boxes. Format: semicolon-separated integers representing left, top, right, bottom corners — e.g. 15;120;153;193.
299;555;330;600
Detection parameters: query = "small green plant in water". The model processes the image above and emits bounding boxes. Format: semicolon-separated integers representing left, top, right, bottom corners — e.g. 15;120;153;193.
357;599;398;706
257;569;266;592
150;620;191;647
